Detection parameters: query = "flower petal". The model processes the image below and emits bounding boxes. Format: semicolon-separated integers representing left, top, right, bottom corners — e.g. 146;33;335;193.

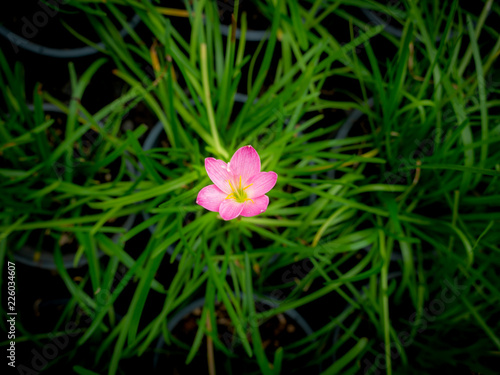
205;157;232;194
229;145;261;184
219;199;245;221
245;171;278;198
196;184;226;212
240;195;269;217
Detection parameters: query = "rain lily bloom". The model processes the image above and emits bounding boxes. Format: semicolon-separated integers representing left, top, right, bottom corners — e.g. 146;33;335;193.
196;145;278;220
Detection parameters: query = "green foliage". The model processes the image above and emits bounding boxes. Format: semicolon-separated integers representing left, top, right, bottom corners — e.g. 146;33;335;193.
1;0;499;374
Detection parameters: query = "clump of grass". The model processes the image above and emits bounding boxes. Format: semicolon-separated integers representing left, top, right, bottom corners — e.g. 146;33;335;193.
1;0;499;374
0;54;157;282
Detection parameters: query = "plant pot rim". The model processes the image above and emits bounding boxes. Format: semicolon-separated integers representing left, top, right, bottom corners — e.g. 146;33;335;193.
0;15;140;58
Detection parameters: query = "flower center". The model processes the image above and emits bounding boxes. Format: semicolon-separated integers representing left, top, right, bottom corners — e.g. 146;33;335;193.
226;176;254;204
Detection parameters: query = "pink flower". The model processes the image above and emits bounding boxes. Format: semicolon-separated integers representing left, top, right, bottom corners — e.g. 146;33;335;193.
196;145;278;221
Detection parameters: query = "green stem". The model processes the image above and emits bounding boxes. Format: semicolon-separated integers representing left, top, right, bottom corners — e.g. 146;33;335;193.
200;43;228;159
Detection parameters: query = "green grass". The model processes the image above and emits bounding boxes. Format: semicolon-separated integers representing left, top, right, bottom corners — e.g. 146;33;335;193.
1;0;500;374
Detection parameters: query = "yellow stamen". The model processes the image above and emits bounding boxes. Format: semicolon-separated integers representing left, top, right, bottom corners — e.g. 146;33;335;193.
225;177;254;203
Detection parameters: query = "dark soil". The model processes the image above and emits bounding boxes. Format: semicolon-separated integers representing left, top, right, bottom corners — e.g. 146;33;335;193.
155;300;320;374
